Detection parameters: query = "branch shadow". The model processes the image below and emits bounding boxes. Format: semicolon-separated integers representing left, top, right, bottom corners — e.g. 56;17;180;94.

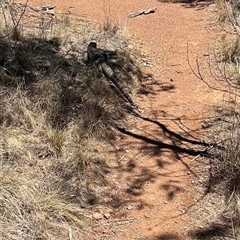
89;109;217;211
148;233;181;239
88;101;228;212
188;223;233;239
115;118;209;158
126;167;156;196
161;182;183;201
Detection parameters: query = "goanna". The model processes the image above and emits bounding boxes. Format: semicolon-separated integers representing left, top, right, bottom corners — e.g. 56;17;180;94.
86;42;136;107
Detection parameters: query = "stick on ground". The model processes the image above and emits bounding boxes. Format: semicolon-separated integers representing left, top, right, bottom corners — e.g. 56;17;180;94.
128;7;157;18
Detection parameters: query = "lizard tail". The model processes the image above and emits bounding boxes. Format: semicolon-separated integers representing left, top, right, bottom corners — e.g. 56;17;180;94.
101;63;135;106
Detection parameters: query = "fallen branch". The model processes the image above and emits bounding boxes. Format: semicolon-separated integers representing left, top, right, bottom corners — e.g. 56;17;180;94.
108;217;135;222
128;7;157;18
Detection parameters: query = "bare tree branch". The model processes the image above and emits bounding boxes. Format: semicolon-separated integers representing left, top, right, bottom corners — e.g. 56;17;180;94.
187;41;240;97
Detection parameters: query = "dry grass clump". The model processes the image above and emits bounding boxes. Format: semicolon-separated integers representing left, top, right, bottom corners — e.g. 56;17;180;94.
0;2;145;239
220;35;240;64
216;0;228;22
0;88;93;239
0;164;90;239
209;105;240;191
188;99;240;238
200;101;240;238
216;0;240;23
215;34;240;85
217;2;240;80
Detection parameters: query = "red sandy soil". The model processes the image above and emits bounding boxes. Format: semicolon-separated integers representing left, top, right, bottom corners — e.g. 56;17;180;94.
20;0;224;239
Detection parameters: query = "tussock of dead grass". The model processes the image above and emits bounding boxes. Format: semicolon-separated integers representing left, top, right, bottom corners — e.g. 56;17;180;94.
220;35;240;64
0;165;91;239
197;99;240;237
210;105;240;191
0;3;146;239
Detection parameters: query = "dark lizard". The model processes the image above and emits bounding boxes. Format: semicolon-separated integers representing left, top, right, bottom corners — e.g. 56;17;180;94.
86;42;136;107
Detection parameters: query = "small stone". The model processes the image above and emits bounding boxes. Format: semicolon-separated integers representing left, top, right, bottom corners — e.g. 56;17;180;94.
126;205;134;210
106;208;113;214
93;212;103;220
47;9;55;16
104;213;111;219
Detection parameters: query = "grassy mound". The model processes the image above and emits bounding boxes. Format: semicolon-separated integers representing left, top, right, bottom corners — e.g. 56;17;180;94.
0;3;147;239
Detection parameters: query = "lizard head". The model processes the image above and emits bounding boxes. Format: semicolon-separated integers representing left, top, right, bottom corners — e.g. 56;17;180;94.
88;42;97;49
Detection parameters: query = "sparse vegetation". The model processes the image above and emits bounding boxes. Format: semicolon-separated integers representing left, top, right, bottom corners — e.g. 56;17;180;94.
217;34;240;84
207;104;240;228
0;2;144;239
214;0;240;193
220;35;240;64
195;0;240;238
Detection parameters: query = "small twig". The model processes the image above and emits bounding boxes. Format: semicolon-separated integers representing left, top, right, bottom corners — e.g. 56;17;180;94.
191;140;224;162
128;7;157;18
68;227;72;240
191;153;201;162
117;155;125;164
106;217;135;223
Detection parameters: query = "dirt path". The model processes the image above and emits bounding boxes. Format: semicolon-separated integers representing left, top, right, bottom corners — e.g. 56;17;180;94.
23;0;223;239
